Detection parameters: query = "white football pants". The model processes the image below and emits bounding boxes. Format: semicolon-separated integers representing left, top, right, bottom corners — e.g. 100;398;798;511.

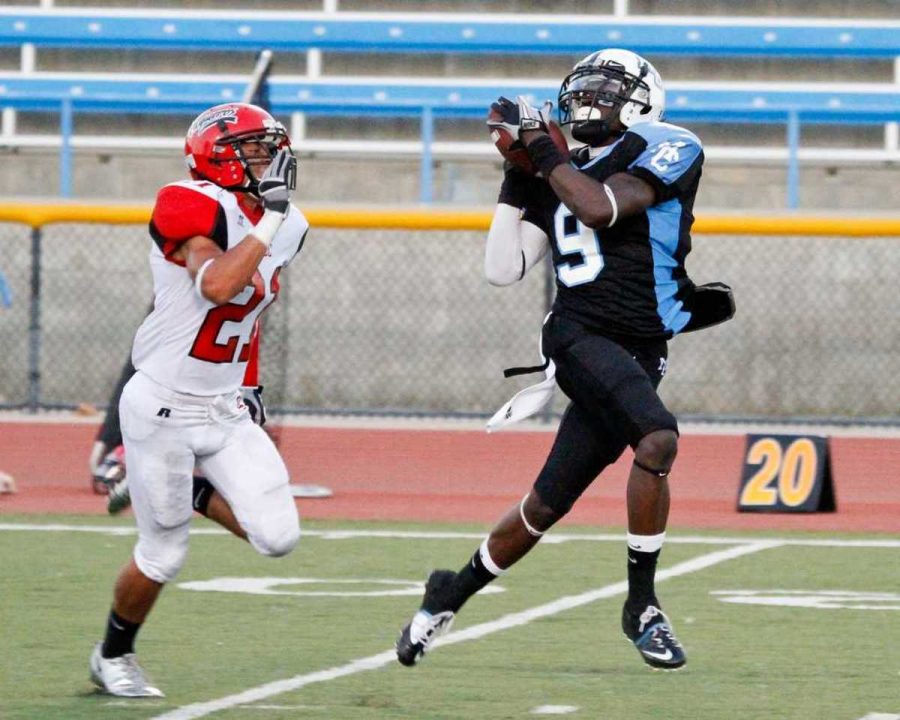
120;371;300;583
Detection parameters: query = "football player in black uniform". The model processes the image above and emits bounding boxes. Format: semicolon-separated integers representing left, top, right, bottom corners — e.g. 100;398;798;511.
397;48;733;671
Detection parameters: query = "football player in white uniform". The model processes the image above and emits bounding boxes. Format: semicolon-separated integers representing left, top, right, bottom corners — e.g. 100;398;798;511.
96;327;270;522
90;103;309;698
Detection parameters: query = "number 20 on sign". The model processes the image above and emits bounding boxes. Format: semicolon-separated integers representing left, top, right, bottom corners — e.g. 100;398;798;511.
737;434;836;513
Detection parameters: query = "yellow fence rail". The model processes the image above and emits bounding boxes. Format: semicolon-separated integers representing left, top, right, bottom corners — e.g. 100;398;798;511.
1;203;899;236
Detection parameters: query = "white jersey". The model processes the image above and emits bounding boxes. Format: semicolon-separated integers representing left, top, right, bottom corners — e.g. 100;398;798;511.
132;180;308;396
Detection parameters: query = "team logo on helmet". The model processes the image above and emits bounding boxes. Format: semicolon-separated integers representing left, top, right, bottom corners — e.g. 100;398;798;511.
188;107;239;138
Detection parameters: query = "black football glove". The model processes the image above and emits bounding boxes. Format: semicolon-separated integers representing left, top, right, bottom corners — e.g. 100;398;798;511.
681;283;736;333
487;96;523;142
241;385;267;427
258;148;296;215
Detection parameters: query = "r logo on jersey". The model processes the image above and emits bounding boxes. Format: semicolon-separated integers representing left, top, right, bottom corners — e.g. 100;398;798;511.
650;141;687;173
657;357;668;377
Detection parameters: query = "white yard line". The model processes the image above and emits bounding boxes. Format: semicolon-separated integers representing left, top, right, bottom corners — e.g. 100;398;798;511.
148;540;781;720
532;707;579;715
152;651;399;720
437;541;782;647
1;523;899;548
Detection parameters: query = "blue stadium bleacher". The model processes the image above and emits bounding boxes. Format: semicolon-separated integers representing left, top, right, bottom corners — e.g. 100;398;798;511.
2;71;896;201
0;8;898;205
2;74;897;123
1;8;898;57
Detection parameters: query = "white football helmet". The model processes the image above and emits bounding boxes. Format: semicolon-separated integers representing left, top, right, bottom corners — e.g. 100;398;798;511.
558;48;665;145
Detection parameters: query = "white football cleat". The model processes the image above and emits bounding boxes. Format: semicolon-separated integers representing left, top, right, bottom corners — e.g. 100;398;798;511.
396;609;455;666
396;570;458;666
89;643;164;698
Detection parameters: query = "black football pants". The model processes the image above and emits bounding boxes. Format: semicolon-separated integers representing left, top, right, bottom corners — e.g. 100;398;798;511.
533;314;678;516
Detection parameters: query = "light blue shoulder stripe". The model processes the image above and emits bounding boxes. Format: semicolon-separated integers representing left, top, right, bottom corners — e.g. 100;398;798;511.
626;120;702;149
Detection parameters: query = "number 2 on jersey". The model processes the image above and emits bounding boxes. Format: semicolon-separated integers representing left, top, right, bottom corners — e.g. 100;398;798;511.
553;205;604;287
189;268;280;364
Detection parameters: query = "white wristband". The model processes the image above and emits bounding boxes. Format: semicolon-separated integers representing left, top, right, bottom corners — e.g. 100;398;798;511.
251;210;286;248
194;257;215;300
602;183;619;227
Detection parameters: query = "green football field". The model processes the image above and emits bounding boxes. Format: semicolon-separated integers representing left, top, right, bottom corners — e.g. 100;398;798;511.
1;515;898;720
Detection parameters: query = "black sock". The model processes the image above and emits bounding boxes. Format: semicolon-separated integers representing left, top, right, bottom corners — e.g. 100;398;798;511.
626;547;661;613
101;609;141;658
192;475;214;516
442;547;500;613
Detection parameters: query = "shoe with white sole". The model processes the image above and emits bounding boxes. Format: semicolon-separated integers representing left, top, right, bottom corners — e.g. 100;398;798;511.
622;604;686;671
89;643;164;697
396;570;457;666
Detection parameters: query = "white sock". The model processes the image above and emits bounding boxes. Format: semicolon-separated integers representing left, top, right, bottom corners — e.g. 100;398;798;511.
627;531;666;554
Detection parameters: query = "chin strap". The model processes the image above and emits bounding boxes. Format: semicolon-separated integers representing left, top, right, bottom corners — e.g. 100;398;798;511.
572;119;620;145
189;166;250;195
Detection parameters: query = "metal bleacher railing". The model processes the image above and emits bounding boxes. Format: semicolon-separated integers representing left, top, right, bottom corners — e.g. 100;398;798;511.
0;7;899;205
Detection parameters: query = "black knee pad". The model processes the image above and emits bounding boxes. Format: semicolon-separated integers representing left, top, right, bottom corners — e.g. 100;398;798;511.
533;400;630;516
531;481;576;518
533;446;621;516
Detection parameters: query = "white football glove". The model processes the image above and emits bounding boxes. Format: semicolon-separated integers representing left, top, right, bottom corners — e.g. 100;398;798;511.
487;96;554;141
515;96;553;133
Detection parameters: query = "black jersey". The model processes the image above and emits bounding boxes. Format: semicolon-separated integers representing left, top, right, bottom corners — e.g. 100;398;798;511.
524;120;704;340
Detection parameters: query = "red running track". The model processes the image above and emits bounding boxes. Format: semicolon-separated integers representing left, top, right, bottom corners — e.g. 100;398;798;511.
1;422;898;534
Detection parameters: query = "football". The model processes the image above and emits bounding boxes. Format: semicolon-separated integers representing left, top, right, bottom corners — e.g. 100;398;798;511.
488;113;570;175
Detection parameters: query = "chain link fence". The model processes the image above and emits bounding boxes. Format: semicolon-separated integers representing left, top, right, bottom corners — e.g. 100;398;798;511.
0;213;897;424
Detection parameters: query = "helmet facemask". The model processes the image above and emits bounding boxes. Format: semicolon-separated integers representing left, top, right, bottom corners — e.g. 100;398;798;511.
214;126;291;196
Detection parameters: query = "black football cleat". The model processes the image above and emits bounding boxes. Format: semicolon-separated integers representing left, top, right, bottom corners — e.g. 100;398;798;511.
396;570;457;667
622;603;687;671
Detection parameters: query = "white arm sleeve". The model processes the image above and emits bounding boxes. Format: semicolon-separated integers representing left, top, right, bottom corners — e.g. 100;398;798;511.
484;204;550;286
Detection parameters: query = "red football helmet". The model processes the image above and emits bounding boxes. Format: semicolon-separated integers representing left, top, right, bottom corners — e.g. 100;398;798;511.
184;103;291;192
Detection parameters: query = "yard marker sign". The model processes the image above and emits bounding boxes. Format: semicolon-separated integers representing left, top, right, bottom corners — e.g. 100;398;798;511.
737;434;836;513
